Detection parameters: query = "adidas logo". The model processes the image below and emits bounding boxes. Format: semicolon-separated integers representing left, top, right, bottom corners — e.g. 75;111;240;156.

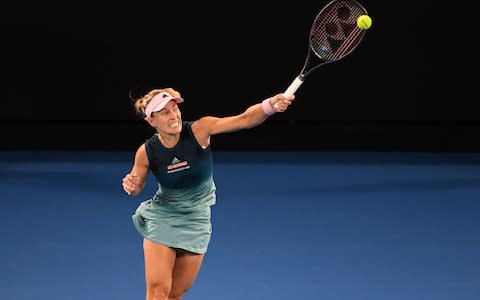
167;156;190;174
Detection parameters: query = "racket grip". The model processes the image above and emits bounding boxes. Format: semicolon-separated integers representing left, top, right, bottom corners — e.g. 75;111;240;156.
283;76;304;97
273;76;304;111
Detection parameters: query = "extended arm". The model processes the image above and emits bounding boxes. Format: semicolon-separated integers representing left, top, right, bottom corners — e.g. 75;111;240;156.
191;93;294;147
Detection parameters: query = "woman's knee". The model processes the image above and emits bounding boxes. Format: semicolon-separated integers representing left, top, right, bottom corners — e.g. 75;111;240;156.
168;286;189;300
147;280;171;299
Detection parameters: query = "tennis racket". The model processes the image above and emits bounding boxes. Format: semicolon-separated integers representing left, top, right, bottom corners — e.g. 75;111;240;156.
282;0;369;99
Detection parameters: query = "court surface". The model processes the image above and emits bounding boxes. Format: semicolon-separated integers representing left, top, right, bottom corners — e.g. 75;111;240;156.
1;151;479;300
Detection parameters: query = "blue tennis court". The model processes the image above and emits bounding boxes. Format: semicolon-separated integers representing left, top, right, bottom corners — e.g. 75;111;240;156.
1;151;479;300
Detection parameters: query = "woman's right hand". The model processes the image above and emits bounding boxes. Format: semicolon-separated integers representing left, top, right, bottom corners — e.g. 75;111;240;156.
122;173;140;195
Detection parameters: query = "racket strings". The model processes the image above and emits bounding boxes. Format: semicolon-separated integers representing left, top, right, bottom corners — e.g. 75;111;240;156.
309;0;366;61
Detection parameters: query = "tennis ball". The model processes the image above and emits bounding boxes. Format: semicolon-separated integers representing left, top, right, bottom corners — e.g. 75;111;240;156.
357;15;372;30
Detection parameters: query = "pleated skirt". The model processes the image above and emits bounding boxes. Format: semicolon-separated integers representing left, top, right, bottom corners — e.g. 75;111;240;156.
132;199;212;254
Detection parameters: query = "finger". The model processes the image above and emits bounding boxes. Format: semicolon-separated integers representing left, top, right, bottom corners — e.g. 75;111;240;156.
122;184;132;195
125;184;135;194
123;178;136;189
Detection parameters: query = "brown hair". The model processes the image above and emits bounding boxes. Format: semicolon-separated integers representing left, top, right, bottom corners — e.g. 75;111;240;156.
133;87;182;116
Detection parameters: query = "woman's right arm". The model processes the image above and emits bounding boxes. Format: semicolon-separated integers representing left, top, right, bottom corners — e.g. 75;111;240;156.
191;93;294;148
122;144;150;196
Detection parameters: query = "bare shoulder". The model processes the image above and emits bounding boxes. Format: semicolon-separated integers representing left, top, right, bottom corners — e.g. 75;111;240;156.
191;116;219;134
134;144;149;167
192;114;244;137
191;117;219;148
136;143;147;156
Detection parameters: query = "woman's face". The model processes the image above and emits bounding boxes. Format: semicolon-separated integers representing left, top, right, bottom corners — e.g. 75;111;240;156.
149;100;182;134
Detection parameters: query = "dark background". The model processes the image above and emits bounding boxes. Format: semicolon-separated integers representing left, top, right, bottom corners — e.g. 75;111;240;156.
1;0;477;151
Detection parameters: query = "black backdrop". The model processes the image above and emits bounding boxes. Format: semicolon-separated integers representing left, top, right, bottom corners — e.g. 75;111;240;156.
1;1;477;151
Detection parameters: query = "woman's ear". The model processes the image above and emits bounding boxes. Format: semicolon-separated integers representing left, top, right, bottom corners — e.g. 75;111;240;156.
146;116;156;128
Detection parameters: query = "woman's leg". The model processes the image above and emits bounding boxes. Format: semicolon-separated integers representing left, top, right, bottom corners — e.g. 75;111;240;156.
143;238;177;300
168;252;205;300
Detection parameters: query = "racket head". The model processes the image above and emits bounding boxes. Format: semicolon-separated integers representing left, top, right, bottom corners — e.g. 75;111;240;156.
309;0;368;62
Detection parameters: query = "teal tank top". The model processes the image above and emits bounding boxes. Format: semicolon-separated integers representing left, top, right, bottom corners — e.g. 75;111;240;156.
144;121;216;212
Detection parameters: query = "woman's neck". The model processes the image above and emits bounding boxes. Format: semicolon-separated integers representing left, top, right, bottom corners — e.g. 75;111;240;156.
157;133;179;148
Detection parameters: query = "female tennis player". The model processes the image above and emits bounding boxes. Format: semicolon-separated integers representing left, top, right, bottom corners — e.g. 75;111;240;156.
121;87;294;300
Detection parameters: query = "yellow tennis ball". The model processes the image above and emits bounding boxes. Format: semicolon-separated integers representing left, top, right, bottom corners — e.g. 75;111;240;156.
357;15;372;30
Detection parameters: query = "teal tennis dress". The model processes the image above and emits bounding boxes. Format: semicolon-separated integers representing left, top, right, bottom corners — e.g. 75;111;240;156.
132;121;216;254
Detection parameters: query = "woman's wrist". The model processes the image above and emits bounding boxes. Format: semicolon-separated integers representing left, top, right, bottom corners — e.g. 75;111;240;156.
261;98;276;116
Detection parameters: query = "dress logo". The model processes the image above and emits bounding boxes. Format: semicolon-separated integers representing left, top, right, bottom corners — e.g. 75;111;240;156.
167;156;190;174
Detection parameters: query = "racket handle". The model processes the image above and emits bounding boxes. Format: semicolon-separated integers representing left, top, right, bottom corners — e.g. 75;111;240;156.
273;76;304;111
283;76;304;97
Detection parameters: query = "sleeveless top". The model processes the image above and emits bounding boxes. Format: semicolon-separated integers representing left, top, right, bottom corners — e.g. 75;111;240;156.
144;121;216;213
